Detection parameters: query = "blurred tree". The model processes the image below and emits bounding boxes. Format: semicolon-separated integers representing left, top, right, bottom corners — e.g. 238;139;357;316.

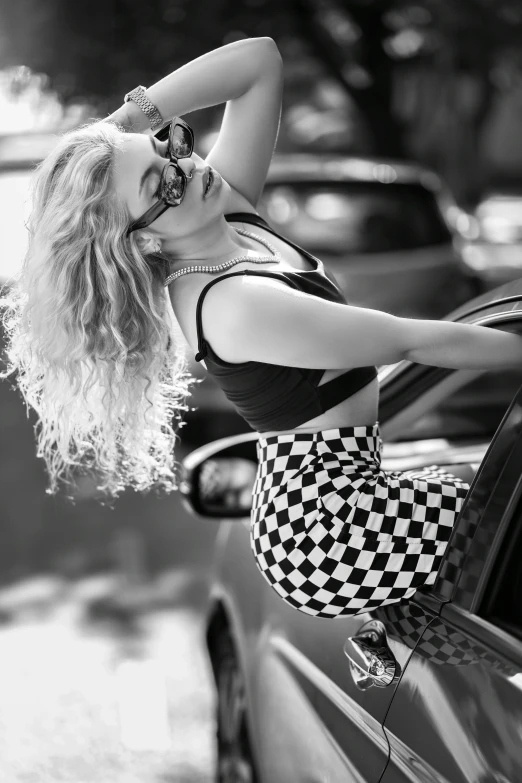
295;0;407;156
0;0;297;113
0;0;305;145
0;0;227;109
1;0;522;195
296;0;522;200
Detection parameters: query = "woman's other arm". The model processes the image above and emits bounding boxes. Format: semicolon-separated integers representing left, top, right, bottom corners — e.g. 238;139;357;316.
107;37;283;207
200;275;522;371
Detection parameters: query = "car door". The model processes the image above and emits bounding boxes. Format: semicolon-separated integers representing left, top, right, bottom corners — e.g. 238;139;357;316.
259;305;522;783
255;554;397;783
380;385;522;783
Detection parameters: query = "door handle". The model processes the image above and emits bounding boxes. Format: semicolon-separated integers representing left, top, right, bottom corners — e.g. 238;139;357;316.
344;619;400;690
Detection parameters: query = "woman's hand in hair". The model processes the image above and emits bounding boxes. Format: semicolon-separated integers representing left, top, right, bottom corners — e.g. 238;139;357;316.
105;102;146;133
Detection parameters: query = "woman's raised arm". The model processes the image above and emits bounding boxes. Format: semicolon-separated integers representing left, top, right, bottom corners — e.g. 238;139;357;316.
107;37;283;207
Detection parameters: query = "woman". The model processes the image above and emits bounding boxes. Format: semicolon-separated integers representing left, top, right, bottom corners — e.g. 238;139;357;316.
2;38;522;617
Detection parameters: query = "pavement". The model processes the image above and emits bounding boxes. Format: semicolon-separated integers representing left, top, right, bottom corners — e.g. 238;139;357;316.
0;573;216;783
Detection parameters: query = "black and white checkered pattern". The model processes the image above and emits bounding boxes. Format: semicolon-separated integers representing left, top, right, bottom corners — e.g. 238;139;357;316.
251;423;470;618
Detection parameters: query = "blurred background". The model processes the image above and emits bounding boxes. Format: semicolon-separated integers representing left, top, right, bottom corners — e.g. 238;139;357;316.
0;0;522;780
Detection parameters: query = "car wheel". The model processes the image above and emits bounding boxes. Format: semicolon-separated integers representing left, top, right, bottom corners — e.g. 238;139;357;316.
215;633;258;783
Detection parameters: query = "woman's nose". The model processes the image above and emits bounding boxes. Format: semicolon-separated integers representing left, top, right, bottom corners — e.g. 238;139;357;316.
177;157;196;179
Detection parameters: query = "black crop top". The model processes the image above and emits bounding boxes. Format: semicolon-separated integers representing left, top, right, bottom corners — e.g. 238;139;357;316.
183;212;377;432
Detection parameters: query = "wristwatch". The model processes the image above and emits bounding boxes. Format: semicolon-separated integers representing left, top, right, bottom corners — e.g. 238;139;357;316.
124;86;164;132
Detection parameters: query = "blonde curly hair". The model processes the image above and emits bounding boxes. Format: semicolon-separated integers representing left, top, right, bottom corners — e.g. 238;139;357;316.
0;120;197;504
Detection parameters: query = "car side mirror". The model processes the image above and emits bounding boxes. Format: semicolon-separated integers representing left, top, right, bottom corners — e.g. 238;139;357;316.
181;455;257;519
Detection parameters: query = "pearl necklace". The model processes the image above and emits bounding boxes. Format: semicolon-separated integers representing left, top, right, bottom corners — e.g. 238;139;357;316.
163;227;282;286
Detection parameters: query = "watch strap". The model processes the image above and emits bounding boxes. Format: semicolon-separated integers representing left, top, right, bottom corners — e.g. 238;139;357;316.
124;86;164;132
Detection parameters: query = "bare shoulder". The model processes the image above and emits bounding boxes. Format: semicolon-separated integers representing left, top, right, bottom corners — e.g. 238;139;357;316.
199;272;294;363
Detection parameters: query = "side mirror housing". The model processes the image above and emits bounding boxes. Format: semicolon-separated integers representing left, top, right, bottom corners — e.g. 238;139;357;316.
180;435;258;519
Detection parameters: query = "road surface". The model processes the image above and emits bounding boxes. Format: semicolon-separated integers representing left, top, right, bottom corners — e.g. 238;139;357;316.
0;580;216;783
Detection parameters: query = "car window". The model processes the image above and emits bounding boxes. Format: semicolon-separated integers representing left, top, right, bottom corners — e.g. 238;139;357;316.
397;367;522;442
258;182;452;254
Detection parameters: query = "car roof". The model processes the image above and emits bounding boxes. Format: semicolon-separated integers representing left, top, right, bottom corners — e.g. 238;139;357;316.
267;153;443;192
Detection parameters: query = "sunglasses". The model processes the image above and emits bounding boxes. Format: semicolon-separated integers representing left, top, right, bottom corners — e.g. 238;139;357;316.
126;117;195;236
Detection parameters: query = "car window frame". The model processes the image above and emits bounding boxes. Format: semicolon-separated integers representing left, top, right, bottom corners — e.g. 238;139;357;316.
418;375;522;608
439;456;522;670
478;486;522;640
379;310;522;443
453;423;522;621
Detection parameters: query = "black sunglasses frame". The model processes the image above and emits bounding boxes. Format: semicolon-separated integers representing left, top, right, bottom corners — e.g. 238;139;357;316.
126;117;195;236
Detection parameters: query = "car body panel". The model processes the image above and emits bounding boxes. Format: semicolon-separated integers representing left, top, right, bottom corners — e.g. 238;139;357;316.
255;579;391;783
382;610;522;783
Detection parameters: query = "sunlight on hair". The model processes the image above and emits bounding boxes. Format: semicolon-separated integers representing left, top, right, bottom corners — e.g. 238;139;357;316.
0;119;198;503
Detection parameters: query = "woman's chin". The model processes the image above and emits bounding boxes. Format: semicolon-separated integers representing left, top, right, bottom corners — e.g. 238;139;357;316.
214;176;232;211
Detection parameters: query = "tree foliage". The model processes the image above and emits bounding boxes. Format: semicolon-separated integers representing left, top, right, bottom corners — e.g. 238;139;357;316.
0;0;293;109
1;0;522;199
296;0;522;199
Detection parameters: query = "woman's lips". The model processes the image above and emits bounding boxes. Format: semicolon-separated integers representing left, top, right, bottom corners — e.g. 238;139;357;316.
205;168;221;199
203;167;213;197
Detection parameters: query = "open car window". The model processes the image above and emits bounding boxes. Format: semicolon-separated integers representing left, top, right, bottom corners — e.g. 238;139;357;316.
382;319;522;444
391;367;522;442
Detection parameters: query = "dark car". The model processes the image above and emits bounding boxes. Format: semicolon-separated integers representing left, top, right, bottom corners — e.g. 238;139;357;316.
180;277;522;783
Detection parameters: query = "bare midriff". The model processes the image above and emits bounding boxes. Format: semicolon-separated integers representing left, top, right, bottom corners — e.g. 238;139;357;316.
258;371;379;438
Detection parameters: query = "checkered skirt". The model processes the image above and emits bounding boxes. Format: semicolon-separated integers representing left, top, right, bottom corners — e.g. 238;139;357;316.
250;422;470;618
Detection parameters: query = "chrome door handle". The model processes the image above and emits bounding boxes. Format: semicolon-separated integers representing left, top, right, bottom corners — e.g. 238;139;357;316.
343;619;400;690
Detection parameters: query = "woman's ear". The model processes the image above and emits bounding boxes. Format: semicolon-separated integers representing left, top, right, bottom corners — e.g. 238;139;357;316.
148;248;172;283
135;230;162;255
129;230;170;283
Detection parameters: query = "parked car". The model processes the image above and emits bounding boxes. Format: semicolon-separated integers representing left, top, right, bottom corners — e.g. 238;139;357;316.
180;276;522;783
257;154;481;319
457;191;522;289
